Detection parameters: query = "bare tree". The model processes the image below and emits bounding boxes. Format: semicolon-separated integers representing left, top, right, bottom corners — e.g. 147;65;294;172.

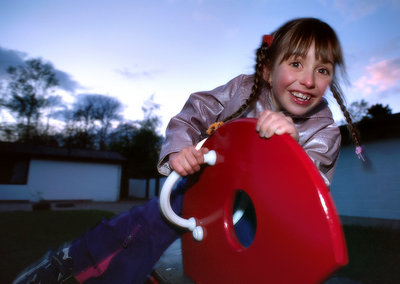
65;94;122;149
2;58;58;141
348;99;369;122
91;95;122;149
137;95;161;132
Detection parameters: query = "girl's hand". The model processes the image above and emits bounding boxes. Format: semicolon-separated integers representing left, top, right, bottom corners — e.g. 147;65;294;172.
256;110;299;142
169;146;210;176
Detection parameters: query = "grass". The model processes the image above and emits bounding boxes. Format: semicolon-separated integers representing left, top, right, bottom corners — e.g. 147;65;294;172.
0;210;115;283
0;210;399;283
336;225;400;283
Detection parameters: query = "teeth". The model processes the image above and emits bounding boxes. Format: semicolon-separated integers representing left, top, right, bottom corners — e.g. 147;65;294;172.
291;92;310;101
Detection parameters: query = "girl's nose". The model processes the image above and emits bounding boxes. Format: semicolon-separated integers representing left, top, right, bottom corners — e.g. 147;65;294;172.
300;70;315;88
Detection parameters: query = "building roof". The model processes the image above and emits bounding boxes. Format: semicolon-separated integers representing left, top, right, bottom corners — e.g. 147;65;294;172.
0;142;126;164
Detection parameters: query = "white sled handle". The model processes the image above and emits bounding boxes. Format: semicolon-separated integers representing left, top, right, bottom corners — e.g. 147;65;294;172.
160;150;217;241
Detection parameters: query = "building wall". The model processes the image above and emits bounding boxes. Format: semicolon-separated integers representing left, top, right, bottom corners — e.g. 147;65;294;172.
0;159;122;201
330;138;400;221
129;177;167;199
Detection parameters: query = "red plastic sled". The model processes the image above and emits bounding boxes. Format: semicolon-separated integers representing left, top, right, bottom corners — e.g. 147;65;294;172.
181;118;348;283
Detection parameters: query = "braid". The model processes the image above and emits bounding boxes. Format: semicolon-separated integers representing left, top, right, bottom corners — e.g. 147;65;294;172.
223;44;269;123
330;81;362;147
206;44;270;136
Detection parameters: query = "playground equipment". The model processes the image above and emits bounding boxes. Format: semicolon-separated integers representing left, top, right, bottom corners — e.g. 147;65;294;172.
160;118;347;283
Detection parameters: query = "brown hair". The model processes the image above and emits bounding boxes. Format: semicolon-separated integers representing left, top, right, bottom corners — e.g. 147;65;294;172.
211;17;361;148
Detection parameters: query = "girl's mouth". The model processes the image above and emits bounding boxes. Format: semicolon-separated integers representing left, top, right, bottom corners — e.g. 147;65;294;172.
290;91;312;105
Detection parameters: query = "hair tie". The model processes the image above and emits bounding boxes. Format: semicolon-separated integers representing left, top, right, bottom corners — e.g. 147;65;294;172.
355;145;365;162
206;121;224;136
262;34;274;46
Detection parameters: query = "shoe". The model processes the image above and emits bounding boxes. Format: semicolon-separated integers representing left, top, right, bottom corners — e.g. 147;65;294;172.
13;244;77;284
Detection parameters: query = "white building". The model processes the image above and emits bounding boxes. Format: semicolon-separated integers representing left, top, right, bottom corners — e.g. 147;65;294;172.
330;138;400;228
0;142;126;202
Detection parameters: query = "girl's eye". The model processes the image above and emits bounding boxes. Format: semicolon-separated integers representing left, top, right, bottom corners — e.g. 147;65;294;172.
290;61;302;68
317;68;330;75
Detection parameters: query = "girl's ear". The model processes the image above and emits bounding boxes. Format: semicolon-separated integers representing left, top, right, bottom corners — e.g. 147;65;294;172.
262;66;272;86
263;65;270;83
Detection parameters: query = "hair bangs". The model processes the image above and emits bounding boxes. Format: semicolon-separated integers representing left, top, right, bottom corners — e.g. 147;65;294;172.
276;19;343;67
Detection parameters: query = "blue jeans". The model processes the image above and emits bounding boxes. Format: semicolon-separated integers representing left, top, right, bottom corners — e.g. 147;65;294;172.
69;180;186;284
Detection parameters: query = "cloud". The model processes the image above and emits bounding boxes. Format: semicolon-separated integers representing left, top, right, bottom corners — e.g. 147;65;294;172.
0;46;27;77
353;58;400;97
0;46;79;92
114;67;162;80
53;69;80;92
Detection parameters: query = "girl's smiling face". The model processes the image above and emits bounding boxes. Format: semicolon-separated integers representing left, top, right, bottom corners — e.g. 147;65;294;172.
265;43;334;116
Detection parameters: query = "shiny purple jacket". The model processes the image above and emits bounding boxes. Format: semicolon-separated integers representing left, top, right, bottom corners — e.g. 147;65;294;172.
158;74;341;186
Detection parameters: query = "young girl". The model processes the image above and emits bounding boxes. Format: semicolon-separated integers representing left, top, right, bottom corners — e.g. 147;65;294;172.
14;17;361;284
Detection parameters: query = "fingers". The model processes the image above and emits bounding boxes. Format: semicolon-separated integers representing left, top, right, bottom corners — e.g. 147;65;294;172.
169;147;209;176
257;110;284;138
256;110;299;141
174;147;202;176
199;147;210;155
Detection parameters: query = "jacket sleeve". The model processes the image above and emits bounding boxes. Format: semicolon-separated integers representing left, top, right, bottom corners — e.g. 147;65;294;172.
157;75;246;176
301;121;341;187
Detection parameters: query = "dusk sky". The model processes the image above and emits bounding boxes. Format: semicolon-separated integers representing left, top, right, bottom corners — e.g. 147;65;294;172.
1;0;399;132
